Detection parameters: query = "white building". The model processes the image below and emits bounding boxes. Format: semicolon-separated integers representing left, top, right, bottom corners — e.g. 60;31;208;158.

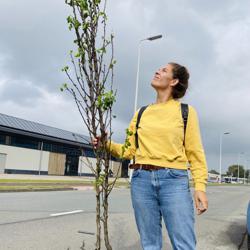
0;113;129;177
208;172;220;182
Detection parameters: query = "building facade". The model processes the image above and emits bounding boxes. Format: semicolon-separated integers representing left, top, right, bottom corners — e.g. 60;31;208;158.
0;113;129;177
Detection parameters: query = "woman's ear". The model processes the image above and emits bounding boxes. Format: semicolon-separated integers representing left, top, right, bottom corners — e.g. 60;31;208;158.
170;78;179;87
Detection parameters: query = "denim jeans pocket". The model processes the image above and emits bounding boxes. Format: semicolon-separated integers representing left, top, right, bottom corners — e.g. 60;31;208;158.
132;168;140;178
168;168;188;178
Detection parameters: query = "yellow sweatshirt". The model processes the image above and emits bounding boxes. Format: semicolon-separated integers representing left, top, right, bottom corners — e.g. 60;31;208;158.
106;98;208;192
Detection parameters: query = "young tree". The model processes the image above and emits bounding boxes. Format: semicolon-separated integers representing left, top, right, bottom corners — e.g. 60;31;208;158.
60;0;132;249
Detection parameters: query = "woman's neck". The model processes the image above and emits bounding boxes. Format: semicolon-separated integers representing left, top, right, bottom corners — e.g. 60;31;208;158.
154;92;173;104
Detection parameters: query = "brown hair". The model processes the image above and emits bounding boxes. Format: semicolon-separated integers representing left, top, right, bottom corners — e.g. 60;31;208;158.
169;62;189;99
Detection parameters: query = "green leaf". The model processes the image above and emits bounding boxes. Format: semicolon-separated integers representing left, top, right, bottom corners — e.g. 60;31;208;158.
99;11;108;20
61;66;69;72
95;90;116;111
83;10;89;18
109;59;117;69
60;82;68;92
79;0;88;10
83;22;89;31
73;18;81;29
96;47;106;54
94;0;101;5
67;15;73;24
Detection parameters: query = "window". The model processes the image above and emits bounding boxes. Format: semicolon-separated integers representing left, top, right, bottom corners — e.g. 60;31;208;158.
43;142;52;152
84;149;95;158
50;143;81;156
0;134;5;145
11;135;39;150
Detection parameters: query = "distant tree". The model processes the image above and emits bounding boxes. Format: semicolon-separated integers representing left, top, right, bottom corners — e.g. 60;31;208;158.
245;169;250;179
226;164;245;178
209;169;219;175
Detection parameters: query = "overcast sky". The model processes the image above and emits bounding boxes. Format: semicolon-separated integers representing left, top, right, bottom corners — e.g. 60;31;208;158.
1;0;250;173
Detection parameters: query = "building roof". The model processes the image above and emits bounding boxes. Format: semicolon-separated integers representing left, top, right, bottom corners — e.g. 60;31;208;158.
0;112;91;147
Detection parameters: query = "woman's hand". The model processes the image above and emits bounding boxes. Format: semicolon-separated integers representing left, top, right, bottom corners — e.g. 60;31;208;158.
91;132;108;149
194;190;208;215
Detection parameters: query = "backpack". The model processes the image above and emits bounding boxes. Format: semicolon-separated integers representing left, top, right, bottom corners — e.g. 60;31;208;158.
132;103;189;164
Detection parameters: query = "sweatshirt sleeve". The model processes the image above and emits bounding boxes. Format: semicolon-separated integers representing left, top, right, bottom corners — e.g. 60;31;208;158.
105;109;139;160
184;106;208;192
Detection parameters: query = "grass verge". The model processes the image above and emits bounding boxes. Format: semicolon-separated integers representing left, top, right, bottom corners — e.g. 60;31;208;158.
0;178;130;192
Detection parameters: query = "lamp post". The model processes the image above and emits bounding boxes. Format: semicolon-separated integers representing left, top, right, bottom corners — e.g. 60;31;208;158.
237;152;244;183
243;157;247;184
133;34;163;113
247;159;250;185
219;132;230;183
129;34;163;182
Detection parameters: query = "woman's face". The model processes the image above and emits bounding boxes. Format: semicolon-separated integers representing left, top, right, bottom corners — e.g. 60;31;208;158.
151;63;178;90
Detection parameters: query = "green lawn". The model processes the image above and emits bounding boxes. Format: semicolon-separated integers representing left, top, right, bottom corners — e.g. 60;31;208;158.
0;178;130;191
2;179;246;192
0;179;93;184
0;185;74;191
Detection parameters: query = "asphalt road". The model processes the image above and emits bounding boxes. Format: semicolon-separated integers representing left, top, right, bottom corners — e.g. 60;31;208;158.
0;185;249;250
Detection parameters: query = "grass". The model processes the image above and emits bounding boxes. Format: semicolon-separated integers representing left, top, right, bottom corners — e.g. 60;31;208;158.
0;181;247;192
0;179;93;184
0;178;130;192
189;182;249;187
0;185;73;191
0;178;128;184
206;183;249;186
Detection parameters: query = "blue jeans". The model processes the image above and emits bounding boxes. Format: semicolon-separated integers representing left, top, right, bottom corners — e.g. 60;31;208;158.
130;168;196;250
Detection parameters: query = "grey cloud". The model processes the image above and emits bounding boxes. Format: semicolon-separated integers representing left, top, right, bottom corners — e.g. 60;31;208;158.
0;79;42;106
1;0;250;172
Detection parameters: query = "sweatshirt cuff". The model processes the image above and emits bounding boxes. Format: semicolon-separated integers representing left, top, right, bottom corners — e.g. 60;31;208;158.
194;182;206;192
105;140;112;150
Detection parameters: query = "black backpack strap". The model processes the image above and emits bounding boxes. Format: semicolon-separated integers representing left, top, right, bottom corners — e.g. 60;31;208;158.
181;103;189;144
133;105;148;164
135;105;148;149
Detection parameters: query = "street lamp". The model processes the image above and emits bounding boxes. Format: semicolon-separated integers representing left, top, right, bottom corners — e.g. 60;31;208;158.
219;132;230;183
129;34;163;182
237;152;244;183
243;157;247;184
133;34;163;113
247;159;250;185
244;157;250;185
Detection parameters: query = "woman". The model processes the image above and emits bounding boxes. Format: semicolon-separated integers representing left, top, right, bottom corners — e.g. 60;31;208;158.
92;62;208;250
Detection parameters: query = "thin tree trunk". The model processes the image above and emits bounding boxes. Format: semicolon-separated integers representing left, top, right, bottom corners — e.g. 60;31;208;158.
96;186;101;250
103;165;112;250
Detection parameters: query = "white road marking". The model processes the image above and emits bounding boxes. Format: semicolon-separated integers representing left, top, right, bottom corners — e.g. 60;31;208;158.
50;210;83;217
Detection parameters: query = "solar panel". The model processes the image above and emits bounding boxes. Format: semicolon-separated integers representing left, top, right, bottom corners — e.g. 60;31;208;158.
0;112;90;145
